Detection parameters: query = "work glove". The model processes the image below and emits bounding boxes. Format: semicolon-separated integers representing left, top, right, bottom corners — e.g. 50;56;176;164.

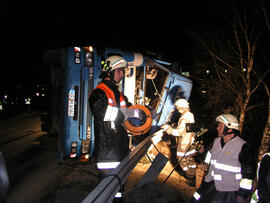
161;124;173;135
119;107;141;121
161;124;171;131
151;130;165;145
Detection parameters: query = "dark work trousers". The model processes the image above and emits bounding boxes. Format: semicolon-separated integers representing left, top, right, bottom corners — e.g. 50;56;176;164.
189;181;238;203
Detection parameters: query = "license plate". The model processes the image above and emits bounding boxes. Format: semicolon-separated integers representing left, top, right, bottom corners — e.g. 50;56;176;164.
68;90;75;117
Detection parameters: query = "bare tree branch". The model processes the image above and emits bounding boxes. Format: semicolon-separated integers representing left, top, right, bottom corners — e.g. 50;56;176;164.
262;0;270;31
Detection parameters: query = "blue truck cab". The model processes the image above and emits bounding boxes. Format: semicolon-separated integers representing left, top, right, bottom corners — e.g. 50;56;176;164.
42;46;192;160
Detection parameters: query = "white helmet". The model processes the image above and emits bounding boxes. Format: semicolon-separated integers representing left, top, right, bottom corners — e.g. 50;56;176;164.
175;99;189;109
216;114;239;131
102;55;127;72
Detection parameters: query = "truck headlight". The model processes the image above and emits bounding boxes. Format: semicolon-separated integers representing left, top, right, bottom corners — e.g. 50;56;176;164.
85;51;93;66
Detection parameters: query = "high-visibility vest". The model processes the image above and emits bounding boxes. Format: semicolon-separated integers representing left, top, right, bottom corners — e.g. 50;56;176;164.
95;83;126;108
204;136;253;191
193;137;253;201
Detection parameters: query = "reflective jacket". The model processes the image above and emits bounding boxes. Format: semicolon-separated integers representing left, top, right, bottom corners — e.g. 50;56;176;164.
89;80;131;170
192;136;255;202
95;83;127;108
204;136;250;191
171;111;195;157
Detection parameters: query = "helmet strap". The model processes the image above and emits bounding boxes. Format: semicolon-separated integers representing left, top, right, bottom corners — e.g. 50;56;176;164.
110;70;116;83
222;126;229;137
223;127;239;137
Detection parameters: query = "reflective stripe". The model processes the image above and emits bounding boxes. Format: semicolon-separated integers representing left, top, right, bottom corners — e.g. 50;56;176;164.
251;189;259;203
111;59;126;69
214;174;222;180
235;173;242;180
263;152;270;158
97;162;120;169
189;164;197;168
240;178;253;190
104;105;118;121
70;153;76;158
120;100;126;107
172;129;179;136
177;151;185;156
177;149;196;157
193;192;201;200
256;161;261;180
219;115;229;123
204;151;211;164
74;47;81;52
111;121;115;130
115;192;122;198
214;162;241;173
183;167;188;171
93;83;127;109
250;199;258;203
211;171;222;180
211;171;246;182
108;98;114;105
219;115;239;128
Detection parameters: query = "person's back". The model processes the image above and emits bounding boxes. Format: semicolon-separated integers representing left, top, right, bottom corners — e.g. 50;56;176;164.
0;151;9;202
258;154;270;202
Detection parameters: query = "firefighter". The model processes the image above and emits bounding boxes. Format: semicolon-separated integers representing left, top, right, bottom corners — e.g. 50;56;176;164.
89;55;139;201
162;98;197;186
190;114;256;203
250;152;270;203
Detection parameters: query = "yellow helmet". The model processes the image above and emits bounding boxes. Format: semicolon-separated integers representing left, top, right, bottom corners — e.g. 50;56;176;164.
102;55;127;72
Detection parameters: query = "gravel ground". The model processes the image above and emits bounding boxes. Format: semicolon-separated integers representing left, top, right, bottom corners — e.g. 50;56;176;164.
32;141;200;203
4;130;200;203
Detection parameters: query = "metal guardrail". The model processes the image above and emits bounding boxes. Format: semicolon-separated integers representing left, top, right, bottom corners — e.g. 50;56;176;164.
82;135;153;203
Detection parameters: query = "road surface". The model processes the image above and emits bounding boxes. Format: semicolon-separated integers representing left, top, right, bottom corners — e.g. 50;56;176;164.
0;113;58;202
0;113;196;203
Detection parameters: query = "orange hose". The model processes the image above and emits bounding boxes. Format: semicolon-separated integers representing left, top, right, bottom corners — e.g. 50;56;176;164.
124;105;152;135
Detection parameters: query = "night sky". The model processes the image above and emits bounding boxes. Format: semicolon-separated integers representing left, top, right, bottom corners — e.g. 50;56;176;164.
1;0;261;90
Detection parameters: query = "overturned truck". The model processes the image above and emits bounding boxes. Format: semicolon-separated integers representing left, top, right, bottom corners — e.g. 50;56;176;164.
41;46;192;161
